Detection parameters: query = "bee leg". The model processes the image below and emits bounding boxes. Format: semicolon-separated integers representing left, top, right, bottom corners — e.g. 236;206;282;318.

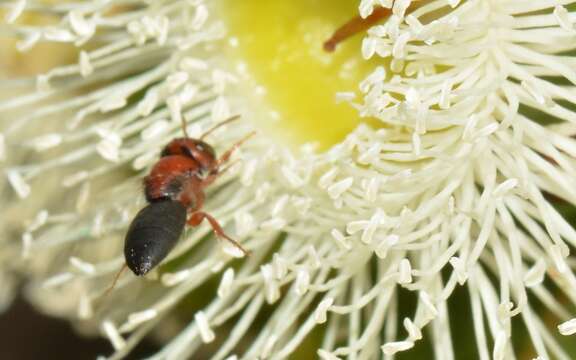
187;211;251;256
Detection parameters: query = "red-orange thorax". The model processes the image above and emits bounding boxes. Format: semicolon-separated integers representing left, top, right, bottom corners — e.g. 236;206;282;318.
144;155;202;206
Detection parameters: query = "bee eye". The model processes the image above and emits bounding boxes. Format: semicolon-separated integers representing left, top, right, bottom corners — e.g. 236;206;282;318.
180;146;194;159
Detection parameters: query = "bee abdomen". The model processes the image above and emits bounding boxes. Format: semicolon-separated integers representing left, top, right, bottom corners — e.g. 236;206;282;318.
124;200;187;276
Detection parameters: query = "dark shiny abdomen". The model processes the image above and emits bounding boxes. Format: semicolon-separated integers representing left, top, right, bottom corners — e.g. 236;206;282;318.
124;200;187;276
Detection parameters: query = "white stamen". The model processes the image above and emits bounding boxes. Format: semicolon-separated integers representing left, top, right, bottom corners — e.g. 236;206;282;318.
69;11;94;37
314;297;334;324
405;15;423;35
359;0;377;18
439;80;452;109
375;234;399;259
476;123;499;138
403;318;422;340
282;166;304;188
96;135;122;162
27;133;62;151
259;218;286;231
361;209;383;244
318;349;341;360
222;243;247;258
550;244;568;273
449;257;468;285
558;318;576;336
36;74;50;92
69;257;95;275
359;66;386;93
167;96;182;124
318;167;339;189
364;177;380;202
138;90;159;116
42;272;74;288
5;0;26;24
331;228;352;250
99;96;126;112
78;294;93;320
179;84;198;104
448;196;455;214
381;341;414;355
102;320;126;350
191;5;209;30
217;268;235;298
412;132;421;156
210;261;225;273
327;177;354;199
294;269;310;296
398;258;412;284
358;143;381;164
493;179;518;197
21;232;32;258
553;6;575;33
234;211;255;237
161;269;192;287
523;260;546;287
462;114;479;141
392;32;410;59
166;72;189;92
122;309;158;332
261;265;280;303
27;209;48;232
17;31;40;52
273;254;288;280
419;291;438;320
261;334;277;358
389;169;411;182
391;58;404;73
195;311;215;343
179;57;209;71
493;331;508;360
292;196;312;215
521;80;552;107
7;170;31;198
241;159;258;186
141;120;169;140
211;97;230;122
255;182;271;203
335;92;356;103
79;51;93;77
76;182;90;214
63;171;88;188
304;246;320;270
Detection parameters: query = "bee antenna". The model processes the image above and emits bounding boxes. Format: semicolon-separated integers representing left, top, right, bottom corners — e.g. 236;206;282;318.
181;117;190;139
200;114;241;140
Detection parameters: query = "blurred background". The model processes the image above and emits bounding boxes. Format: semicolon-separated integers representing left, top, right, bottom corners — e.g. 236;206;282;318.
0;294;158;359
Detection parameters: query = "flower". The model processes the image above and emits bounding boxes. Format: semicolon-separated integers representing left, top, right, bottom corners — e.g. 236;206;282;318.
1;0;576;359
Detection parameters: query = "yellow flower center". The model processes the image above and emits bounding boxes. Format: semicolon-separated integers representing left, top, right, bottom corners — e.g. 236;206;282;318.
221;1;382;150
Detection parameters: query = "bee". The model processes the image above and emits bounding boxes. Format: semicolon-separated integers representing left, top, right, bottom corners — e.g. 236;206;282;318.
124;115;253;276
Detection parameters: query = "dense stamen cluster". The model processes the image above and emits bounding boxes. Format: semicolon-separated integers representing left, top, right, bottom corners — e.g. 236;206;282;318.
0;0;576;359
